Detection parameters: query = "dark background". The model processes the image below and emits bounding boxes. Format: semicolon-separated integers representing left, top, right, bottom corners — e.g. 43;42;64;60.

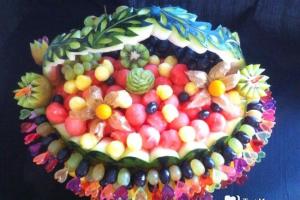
0;0;299;199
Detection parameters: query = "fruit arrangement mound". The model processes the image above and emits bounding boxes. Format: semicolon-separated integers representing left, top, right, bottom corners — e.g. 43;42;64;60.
14;6;276;200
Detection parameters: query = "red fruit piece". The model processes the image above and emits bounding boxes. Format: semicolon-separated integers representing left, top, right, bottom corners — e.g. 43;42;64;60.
163;95;179;107
64;94;76;111
131;94;142;104
139;125;160;150
180;103;200;120
191;119;210;140
170;64;189;86
125;104;146;127
155;76;172;87
146;112;168;132
172;85;184;96
205;112;226;132
142;90;161;105
144;64;159;77
160;129;181;150
111;131;128;144
54;84;68;99
113;60;125;71
46;102;68;124
114;69;129;88
64;116;87;136
169;112;190;130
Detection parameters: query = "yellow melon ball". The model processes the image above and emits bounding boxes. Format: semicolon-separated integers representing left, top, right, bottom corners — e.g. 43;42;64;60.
69;96;87;111
179;126;196;142
208;80;226;97
75;75;92;91
158;62;173;77
95;104;112;120
64;80;78;94
164;55;178;66
184;82;199;96
101;59;114;75
80;133;98;150
227;90;242;105
95;66;110;81
126;132;142;151
106;140;125;160
149;55;160;65
156;85;173;100
162;104;179;122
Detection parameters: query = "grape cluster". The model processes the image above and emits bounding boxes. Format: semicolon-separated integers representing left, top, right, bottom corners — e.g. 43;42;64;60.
61;53;101;80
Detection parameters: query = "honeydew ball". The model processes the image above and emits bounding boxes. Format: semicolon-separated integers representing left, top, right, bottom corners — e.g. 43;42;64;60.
75;75;92;91
95;104;112;120
164;55;178;66
208;80;226;97
178;126;196;142
162;104;179;123
149;55;160;65
117;168;131;186
158;62;173;77
69;96;87;111
147;169;159;185
106;140;125;160
211;152;225;167
92;163;105;181
156;85;173;100
190;159;205;176
64;80;78;94
126;132;142;151
184;82;199;96
101;59;114;75
169;165;182;181
80;133;98;150
95;66;110;81
228;138;243;154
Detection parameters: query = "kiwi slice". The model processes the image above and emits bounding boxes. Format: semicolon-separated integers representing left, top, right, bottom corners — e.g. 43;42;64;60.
120;44;150;69
14;73;52;109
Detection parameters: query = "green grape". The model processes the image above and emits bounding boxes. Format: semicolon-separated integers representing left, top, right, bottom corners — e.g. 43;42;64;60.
73;63;84;75
91;60;99;69
83;62;92;71
66;153;83;172
64;67;76;80
117;168;131;186
93;53;101;62
61;64;71;74
91;163;105;181
80;54;93;62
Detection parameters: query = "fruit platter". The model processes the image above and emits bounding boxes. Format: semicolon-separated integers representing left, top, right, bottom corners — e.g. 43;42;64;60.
14;6;276;200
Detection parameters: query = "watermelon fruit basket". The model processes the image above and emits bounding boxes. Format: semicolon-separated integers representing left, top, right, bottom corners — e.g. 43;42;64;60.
14;5;276;200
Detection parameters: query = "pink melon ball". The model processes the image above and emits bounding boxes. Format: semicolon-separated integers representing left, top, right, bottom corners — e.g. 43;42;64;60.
191;119;210;140
205;112;226;132
146;112;168;132
155;76;172;87
125;104;146;127
160;129;181;150
142;90;161;105
144;64;159;77
114;69;129;88
169;112;190;130
64;116;87;136
139;125;160;150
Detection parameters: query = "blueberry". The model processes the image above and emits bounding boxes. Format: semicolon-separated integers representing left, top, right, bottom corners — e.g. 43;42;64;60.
52;94;64;104
203;156;215;169
159;168;170;184
243;116;259;128
75;160;89;177
222;146;237;163
178;92;190;103
57;148;70;163
100;178;108;187
247;102;263;112
104;167;118;184
105;76;115;86
146;102;158;114
235;131;250;144
211;103;222;112
198;110;210;120
41;133;58;146
34;115;47;125
134;170;146;187
181;161;193;179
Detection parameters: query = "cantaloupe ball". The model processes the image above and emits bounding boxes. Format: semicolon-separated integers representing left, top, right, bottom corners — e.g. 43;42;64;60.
106;140;125;160
95;66;110;81
158;62;173;77
164;55;178;66
184;82;199;96
149;55;160;65
69;96;87;111
64;80;78;94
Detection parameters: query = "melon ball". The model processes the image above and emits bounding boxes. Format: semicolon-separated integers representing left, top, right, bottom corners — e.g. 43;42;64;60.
114;69;129;88
191;119;210;140
144;64;159;77
146;112;168;132
125;104;146;127
139;125;160;150
160;129;181;150
170;64;189;86
64;116;87;136
169;112;190;130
